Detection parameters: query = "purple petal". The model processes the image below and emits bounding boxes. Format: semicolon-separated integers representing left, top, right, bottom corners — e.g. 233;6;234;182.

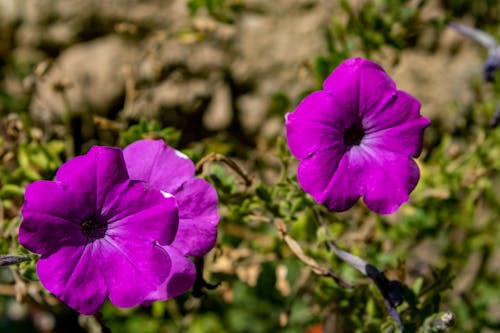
323;58;395;116
363;90;429;135
288;57;430;214
353;60;397;122
306;147;365;211
286;91;350;160
296;144;348;207
323;58;387;91
19;181;87;256
364;114;430;158
123;139;195;194
315;145;420;214
96;237;171;308
55;146;130;213
104;181;179;246
170;178;219;257
98;187;179;307
141;246;196;305
323;58;420;134
37;243;107;315
356;146;420;214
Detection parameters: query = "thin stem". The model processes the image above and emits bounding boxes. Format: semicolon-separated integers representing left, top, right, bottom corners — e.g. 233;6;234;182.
0;255;30;266
313;208;404;331
195;152;252;186
312;208;369;273
273;219;352;288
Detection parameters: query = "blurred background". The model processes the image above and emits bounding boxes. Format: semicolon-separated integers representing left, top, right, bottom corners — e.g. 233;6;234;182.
1;0;500;332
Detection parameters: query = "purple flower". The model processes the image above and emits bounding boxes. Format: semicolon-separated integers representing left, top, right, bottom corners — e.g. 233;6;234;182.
286;58;430;214
123;139;219;303
18;147;179;314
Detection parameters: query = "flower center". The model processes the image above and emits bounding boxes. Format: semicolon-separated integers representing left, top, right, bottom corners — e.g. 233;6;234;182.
81;216;107;239
343;123;365;147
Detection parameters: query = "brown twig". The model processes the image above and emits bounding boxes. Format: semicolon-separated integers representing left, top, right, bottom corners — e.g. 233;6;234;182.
195;152;253;187
93;115;123;132
273;219;352;288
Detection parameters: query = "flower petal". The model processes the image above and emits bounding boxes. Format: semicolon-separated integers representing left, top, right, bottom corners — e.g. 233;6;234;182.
323;58;396;122
364;114;430;158
37;242;107;315
19;181;87;256
171;178;219;257
316;145;420;214
310;147;365;211
363;90;429;135
141;246;196;305
99;186;179;307
357;146;420;214
97;236;171;308
297;144;348;207
289;57;429;214
323;58;386;91
103;181;179;246
55;146;130;213
286;91;349;159
123;139;195;193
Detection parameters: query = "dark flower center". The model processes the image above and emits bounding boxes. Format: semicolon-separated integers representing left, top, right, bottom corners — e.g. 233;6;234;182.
81;216;107;239
343;123;365;147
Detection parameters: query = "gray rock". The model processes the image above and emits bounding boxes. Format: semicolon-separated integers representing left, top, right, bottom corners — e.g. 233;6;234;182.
30;35;140;123
203;82;233;131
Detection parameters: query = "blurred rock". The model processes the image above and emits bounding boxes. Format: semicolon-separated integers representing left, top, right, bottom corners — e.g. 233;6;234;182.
10;0;341;140
137;37;230;83
5;0;486;140
123;31;233;134
237;93;269;134
260;117;283;140
124;74;213;131
376;25;485;129
30;35;140;123
203;83;233;131
11;0;187;49
0;0;23;24
150;76;211;112
229;0;335;132
388;48;481;128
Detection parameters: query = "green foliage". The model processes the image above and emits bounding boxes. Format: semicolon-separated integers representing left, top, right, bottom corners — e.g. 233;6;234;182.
440;0;500;25
119;118;182;147
312;0;443;83
1;1;500;332
0;92;28;113
187;0;244;22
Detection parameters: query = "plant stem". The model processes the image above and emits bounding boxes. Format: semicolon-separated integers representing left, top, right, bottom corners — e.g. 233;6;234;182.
313;208;404;331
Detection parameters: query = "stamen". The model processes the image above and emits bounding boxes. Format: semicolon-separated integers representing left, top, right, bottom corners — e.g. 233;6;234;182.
81;217;107;239
343;123;365;147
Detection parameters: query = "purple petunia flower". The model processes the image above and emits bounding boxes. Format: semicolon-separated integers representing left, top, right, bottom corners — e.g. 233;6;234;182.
18;146;179;314
286;58;430;214
123;139;219;303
